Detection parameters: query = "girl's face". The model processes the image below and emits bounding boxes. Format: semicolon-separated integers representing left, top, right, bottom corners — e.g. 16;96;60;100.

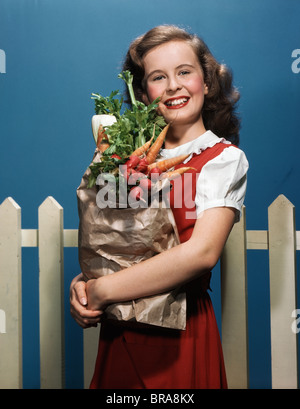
143;40;208;130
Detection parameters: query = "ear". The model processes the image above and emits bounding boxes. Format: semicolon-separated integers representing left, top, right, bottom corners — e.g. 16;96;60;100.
204;83;209;95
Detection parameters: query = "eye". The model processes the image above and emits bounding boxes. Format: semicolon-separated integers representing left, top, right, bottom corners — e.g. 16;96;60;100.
178;70;190;76
152;74;165;81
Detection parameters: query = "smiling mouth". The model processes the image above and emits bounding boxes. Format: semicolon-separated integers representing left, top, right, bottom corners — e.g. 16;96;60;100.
164;97;190;109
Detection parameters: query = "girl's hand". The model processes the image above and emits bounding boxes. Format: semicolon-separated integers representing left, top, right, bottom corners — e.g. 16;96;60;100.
70;273;103;328
86;277;109;311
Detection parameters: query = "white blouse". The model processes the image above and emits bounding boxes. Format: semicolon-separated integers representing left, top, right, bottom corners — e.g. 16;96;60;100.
160;130;249;222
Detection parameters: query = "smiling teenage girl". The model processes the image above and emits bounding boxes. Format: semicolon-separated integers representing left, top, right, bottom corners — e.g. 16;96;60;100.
70;25;249;389
142;40;208;147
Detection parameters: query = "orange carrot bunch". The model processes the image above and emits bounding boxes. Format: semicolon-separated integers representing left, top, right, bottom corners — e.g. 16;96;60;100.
93;122;196;202
119;123;196;202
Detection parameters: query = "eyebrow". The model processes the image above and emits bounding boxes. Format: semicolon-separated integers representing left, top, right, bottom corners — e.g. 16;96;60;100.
146;64;195;80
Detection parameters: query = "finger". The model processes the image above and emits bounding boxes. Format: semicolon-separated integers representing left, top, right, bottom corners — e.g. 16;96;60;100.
71;292;102;315
76;315;102;329
70;301;103;326
77;307;103;319
70;303;102;323
70;306;103;328
74;281;88;306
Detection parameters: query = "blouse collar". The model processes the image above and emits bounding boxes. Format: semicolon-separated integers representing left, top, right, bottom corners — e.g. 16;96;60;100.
160;130;231;161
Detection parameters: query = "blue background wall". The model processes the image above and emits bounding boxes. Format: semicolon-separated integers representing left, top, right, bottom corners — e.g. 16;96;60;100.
0;0;299;388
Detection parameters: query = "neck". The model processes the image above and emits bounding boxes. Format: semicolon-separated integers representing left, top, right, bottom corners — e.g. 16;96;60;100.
165;120;207;149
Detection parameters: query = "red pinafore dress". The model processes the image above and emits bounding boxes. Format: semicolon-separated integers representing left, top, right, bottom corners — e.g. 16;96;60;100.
90;143;230;389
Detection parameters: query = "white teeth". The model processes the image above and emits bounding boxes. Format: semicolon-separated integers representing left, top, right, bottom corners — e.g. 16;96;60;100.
165;97;188;106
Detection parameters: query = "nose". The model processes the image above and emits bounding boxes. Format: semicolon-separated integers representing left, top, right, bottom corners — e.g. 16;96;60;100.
166;75;182;93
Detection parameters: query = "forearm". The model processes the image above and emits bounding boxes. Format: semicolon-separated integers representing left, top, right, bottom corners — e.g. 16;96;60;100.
101;239;211;305
87;207;236;310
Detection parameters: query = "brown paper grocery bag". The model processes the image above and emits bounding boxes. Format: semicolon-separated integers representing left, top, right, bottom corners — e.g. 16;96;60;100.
77;150;186;330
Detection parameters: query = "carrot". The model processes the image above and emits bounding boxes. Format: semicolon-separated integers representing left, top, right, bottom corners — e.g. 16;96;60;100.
98;143;110;153
148;153;190;172
146;123;170;164
97;125;110;152
96;125;105;147
131;135;154;157
161;167;197;180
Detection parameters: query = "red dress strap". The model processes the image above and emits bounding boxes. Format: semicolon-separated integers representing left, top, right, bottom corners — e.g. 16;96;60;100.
170;142;233;243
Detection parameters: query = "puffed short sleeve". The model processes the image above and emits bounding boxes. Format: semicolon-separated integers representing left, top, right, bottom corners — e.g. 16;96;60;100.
195;146;249;222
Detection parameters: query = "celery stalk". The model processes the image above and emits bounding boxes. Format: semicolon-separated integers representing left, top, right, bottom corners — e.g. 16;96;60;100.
118;71;137;107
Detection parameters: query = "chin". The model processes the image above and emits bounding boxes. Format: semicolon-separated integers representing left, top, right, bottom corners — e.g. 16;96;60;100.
166;112;193;125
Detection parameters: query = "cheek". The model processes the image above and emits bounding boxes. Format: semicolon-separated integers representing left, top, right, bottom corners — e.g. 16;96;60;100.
185;75;206;97
146;83;163;102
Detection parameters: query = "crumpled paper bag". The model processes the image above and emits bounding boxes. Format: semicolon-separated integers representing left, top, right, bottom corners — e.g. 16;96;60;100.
77;150;186;330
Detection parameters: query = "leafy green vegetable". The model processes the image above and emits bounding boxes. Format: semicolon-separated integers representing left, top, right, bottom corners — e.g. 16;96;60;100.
88;71;166;188
88;156;123;188
91;90;123;119
104;98;165;157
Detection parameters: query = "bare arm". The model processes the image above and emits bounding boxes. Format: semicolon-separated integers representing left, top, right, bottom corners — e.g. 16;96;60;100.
86;206;236;310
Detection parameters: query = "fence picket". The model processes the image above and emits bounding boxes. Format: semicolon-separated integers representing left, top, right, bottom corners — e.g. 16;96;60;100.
0;195;299;389
38;197;65;389
220;206;249;389
0;197;22;388
268;194;298;389
83;326;100;388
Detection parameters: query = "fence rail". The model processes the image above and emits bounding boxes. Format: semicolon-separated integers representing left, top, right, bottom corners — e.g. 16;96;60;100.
0;194;298;389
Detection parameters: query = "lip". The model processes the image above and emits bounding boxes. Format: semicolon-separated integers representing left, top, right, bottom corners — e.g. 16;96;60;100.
164;96;190;110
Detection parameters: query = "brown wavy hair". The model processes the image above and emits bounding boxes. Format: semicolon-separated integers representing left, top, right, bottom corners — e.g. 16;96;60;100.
122;25;240;145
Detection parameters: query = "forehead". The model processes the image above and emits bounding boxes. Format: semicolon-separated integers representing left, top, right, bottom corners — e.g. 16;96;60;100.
143;40;200;72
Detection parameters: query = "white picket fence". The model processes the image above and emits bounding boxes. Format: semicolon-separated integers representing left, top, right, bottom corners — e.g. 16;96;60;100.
0;194;299;389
